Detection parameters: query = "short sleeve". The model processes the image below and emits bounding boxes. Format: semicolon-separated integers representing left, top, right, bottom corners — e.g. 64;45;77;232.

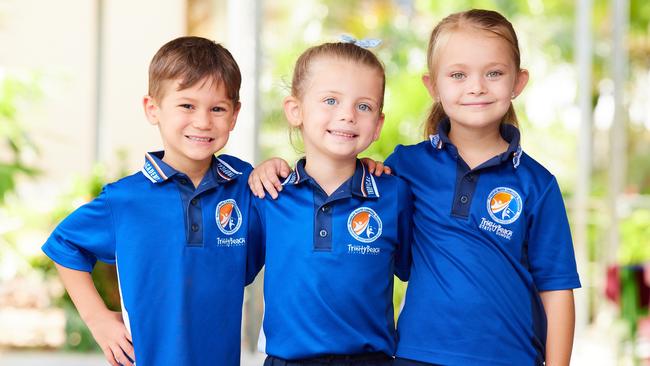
527;178;581;291
394;178;413;281
384;145;403;176
245;196;266;285
41;187;117;272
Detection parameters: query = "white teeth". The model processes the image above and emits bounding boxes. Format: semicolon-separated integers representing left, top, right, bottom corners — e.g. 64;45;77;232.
187;136;212;142
329;130;356;138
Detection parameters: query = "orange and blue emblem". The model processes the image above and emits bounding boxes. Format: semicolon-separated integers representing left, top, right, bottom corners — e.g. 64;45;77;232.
487;187;523;225
215;199;242;235
347;207;382;243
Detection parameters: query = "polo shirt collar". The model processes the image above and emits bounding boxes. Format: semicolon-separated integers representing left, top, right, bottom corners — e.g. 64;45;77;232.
429;118;523;168
141;151;242;184
281;158;380;198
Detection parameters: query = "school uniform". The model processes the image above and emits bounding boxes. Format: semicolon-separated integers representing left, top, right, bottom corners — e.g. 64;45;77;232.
257;158;412;365
42;151;264;366
385;119;581;366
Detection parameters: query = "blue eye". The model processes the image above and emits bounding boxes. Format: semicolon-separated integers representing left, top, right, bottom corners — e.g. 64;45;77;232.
450;72;465;80
358;103;372;112
212;106;226;112
324;98;337;105
487;71;503;78
179;104;194;109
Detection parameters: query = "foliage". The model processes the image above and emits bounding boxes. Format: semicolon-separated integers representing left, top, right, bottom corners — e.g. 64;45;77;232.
618;209;650;265
0;72;42;204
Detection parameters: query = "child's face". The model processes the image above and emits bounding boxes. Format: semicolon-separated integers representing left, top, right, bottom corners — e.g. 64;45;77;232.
143;77;240;173
424;28;528;131
284;57;385;163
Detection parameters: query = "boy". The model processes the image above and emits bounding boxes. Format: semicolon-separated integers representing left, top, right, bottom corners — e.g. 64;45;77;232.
42;36;263;366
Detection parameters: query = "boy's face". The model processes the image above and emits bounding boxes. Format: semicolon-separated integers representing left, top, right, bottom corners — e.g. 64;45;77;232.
144;77;240;174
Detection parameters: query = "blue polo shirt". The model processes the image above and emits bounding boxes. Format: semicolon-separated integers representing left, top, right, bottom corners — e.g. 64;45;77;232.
42;151;264;366
386;119;581;366
257;159;412;359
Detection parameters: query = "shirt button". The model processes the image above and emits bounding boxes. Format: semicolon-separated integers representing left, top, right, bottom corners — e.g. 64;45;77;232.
466;174;475;182
460;195;469;204
191;223;199;232
321;205;330;212
190;198;198;206
179;178;189;185
319;229;328;238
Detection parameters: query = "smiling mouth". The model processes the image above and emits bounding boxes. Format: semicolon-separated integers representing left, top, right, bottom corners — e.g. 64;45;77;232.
461;101;494;107
327;130;358;138
186;135;215;142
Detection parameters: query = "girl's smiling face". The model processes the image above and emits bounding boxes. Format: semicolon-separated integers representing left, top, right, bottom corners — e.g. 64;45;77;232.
284;57;385;163
424;28;528;132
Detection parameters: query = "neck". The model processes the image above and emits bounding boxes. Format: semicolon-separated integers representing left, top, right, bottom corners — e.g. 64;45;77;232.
303;154;357;196
448;122;509;169
162;157;210;189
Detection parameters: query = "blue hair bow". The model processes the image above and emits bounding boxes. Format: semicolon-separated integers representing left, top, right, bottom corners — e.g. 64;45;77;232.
339;34;382;49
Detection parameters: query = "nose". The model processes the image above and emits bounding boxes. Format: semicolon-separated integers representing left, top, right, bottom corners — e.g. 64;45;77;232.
467;75;487;95
191;110;211;129
338;103;355;123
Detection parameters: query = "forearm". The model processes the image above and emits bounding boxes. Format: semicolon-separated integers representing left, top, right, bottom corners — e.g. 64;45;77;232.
540;289;575;366
55;263;110;323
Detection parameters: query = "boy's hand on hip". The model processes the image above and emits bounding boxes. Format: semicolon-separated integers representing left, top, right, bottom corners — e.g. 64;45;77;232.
86;310;135;366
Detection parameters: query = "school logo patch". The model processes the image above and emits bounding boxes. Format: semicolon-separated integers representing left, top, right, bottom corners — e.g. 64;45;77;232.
347;207;382;243
487;187;523;225
215;199;242;235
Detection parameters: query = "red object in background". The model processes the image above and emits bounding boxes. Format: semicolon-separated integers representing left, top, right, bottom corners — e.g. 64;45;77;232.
604;264;650;308
606;265;621;304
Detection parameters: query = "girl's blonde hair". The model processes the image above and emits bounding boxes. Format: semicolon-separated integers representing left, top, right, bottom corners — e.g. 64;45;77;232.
291;42;386;109
424;9;522;138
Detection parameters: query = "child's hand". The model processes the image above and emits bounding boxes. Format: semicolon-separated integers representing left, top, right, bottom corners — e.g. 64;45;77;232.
248;158;292;199
360;157;392;176
86;310;135;366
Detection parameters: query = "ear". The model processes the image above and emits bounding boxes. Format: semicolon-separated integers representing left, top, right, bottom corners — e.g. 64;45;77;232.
229;102;241;131
372;113;385;141
512;69;529;99
143;95;160;125
283;96;303;128
421;73;438;100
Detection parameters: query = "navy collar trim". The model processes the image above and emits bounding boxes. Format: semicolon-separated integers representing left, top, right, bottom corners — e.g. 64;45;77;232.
428;118;523;169
141;151;242;184
281;158;380;198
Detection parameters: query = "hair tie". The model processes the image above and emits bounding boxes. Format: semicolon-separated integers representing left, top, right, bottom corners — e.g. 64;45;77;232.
339;34;382;49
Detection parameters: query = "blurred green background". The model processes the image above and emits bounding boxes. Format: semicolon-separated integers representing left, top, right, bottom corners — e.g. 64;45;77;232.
1;0;649;364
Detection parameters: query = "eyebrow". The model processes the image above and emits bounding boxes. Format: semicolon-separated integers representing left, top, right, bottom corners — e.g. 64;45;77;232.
444;62;510;69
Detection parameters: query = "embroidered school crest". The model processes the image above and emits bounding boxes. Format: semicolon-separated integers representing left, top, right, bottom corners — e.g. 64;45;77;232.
347;207;382;243
487;187;523;225
215;199;242;235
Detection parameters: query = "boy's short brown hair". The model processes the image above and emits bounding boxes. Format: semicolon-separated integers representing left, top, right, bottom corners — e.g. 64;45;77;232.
148;36;241;103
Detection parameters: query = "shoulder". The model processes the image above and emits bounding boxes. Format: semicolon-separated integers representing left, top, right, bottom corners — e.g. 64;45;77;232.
373;173;410;199
516;151;556;187
215;154;254;175
389;141;431;158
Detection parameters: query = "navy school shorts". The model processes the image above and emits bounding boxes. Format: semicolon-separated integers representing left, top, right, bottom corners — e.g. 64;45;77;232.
264;352;393;366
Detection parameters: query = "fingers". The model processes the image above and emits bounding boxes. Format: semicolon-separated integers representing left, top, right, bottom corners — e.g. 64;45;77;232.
373;161;385;176
119;338;136;366
102;346;120;366
383;165;392;175
248;172;266;199
276;159;291;178
260;171;280;200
